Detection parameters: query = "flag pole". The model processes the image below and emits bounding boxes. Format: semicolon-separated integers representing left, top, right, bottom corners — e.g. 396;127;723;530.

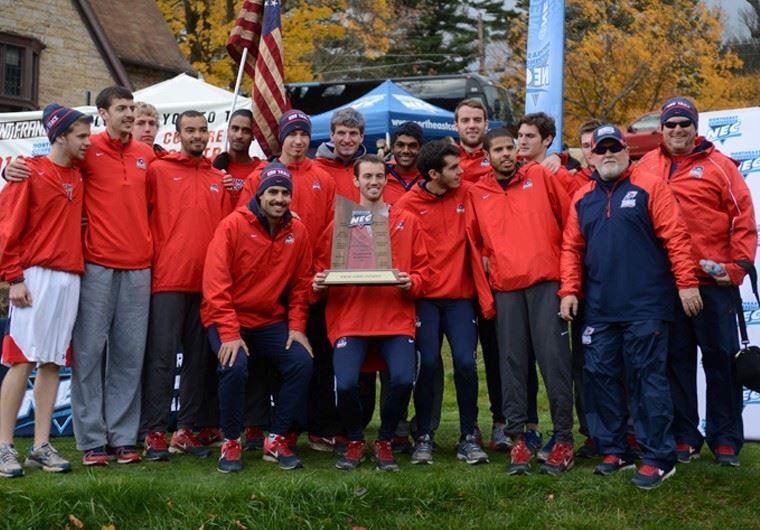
225;47;249;152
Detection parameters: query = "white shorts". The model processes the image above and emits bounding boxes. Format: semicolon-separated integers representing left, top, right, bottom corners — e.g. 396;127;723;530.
2;266;80;367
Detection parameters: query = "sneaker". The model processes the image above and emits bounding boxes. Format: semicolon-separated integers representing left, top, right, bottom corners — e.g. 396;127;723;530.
575;437;598;459
456;434;489;465
715;445;739;467
244;426;265;452
472;425;484;448
263;434;303;470
197;427;224;448
25;442;71;473
112;445;141;464
525;429;543;455
217;439;242;473
308;434;339;453
82;446;109;466
374;440;399;472
676;443;700;464
0;443;23;478
391;435;413;454
631;464;675;490
508;437;532;475
539;441;574;476
170;429;211;458
143;432;170;461
410;435;434;465
489;423;512;452
594;454;636;476
537;434;556;462
627;432;643;459
335;440;366;471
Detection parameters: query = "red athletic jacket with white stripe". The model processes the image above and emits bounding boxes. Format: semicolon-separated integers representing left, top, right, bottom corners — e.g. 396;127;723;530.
637;138;757;286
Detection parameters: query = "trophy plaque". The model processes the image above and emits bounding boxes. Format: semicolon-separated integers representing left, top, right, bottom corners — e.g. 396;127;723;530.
322;196;401;285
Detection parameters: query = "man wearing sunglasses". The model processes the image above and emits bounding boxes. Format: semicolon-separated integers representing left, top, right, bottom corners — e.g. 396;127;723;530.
637;97;757;468
560;124;701;489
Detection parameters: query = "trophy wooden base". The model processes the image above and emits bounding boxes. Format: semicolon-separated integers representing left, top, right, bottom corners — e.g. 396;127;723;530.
322;269;401;285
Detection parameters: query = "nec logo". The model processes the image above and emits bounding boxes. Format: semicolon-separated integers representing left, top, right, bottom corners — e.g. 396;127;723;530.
349;211;373;227
731;150;760;178
742;301;760;325
705;116;741;144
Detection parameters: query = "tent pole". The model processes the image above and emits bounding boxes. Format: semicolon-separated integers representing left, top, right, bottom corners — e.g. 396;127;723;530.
225;47;249;153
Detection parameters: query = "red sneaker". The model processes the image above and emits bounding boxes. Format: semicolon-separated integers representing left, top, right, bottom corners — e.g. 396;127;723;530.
196;427;224;447
263;434;303;470
309;434;348;453
539;441;574;475
82;446;109;466
244;426;265;451
508;436;532;475
217;439;242;473
335;440;366;470
170;429;211;458
715;445;739;467
373;440;399;471
112;445;142;464
143;432;170;461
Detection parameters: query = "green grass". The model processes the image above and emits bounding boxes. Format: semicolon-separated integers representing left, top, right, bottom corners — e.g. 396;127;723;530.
2;353;760;530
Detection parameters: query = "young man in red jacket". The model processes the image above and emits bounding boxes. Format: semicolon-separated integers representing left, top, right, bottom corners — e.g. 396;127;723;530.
213;109;261;206
0;104;91;478
467;128;575;476
202;163;314;473
637;97;757;467
454;99;491;184
560;125;701;489
4;86;156;466
312;155;429;471
395;140;488;465
315;108;367;202
384;121;424;205
140;111;234;461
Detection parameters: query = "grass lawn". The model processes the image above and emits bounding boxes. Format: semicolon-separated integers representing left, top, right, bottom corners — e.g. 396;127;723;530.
1;351;759;529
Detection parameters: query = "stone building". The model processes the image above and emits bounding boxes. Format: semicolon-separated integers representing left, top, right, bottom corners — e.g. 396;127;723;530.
0;0;193;111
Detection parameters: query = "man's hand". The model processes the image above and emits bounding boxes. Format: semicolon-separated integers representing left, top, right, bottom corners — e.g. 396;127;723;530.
482;256;490;276
287;330;313;357
222;172;237;191
4;158;31;182
713;269;733;287
217;338;249;368
679;287;703;317
9;282;32;308
312;272;327;292
560;295;578;321
541;153;562;174
397;272;412;290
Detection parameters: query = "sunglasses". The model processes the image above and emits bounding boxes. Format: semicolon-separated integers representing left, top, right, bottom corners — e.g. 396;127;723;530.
663;119;694;129
591;143;625;155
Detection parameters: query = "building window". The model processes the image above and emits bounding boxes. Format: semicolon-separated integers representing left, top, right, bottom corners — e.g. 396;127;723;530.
0;33;44;112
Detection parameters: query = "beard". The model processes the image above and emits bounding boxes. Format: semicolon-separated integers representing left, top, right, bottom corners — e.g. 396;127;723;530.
598;160;625;181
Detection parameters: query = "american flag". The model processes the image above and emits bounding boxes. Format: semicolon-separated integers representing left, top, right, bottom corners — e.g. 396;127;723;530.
227;0;289;157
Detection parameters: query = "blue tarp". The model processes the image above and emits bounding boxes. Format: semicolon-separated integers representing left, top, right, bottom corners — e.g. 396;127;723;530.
309;80;457;146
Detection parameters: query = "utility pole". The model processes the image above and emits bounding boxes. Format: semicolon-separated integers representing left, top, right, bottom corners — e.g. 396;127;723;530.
478;13;486;74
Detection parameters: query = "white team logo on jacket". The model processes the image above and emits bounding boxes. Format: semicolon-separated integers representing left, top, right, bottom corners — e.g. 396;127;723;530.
336;337;348;348
210;183;219;193
136;157;146;170
480;158;490;167
285;233;295;244
312;180;321;190
456;203;465;214
523;178;533;189
690;166;704;179
620;190;638;208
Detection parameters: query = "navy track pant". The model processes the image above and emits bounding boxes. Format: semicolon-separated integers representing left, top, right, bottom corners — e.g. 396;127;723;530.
668;285;743;453
583;320;676;469
209;322;312;440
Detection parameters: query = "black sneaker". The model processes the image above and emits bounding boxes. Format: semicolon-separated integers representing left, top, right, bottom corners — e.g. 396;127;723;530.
715;445;739;467
631;464;675;490
594;454;636;476
676;443;700;464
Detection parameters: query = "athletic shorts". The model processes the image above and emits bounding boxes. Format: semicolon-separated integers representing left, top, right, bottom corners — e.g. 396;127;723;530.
2;266;80;367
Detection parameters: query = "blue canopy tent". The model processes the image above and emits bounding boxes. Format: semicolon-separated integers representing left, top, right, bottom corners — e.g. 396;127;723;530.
309;80;457;148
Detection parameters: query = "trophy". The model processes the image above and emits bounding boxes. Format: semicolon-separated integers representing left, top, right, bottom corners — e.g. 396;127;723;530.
321;196;401;285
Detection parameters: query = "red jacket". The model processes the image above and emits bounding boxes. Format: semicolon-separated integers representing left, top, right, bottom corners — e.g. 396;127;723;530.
81;131;156;269
459;145;491;183
238;158;336;251
314;208;429;345
466;162;570;317
0;157;84;280
554;165;588;199
394;182;474;299
226;158;261;204
201;204;312;342
384;163;422;205
147;152;234;294
637;138;757;285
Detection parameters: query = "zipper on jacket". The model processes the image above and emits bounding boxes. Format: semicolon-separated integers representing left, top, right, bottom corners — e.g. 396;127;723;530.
604;181;619;218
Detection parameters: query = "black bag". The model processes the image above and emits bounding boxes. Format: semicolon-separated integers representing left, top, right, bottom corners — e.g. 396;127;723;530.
734;261;760;393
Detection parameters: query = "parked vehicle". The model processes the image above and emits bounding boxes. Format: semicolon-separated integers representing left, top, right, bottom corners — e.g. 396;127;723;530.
623;111;662;159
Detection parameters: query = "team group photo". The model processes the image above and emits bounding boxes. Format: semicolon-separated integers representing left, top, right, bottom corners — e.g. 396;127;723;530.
0;0;759;528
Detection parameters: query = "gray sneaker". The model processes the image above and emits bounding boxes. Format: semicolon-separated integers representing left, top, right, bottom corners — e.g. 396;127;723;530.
25;442;71;473
410;435;434;465
456;434;489;465
0;443;23;478
489;423;512;452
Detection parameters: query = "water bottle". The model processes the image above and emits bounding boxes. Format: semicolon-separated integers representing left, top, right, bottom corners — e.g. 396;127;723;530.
699;259;726;277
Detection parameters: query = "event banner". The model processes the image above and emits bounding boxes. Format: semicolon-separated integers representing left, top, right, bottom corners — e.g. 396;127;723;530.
524;0;565;154
698;107;760;440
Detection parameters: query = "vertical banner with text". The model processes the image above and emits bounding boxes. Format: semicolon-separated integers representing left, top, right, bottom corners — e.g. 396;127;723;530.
525;0;566;154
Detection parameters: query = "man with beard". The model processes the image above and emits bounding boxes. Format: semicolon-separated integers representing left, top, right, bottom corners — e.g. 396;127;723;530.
384;122;424;205
315;108;367;202
213;109;261;206
560;124;701;489
467;128;575;476
637;97;757;467
140;111;233;461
